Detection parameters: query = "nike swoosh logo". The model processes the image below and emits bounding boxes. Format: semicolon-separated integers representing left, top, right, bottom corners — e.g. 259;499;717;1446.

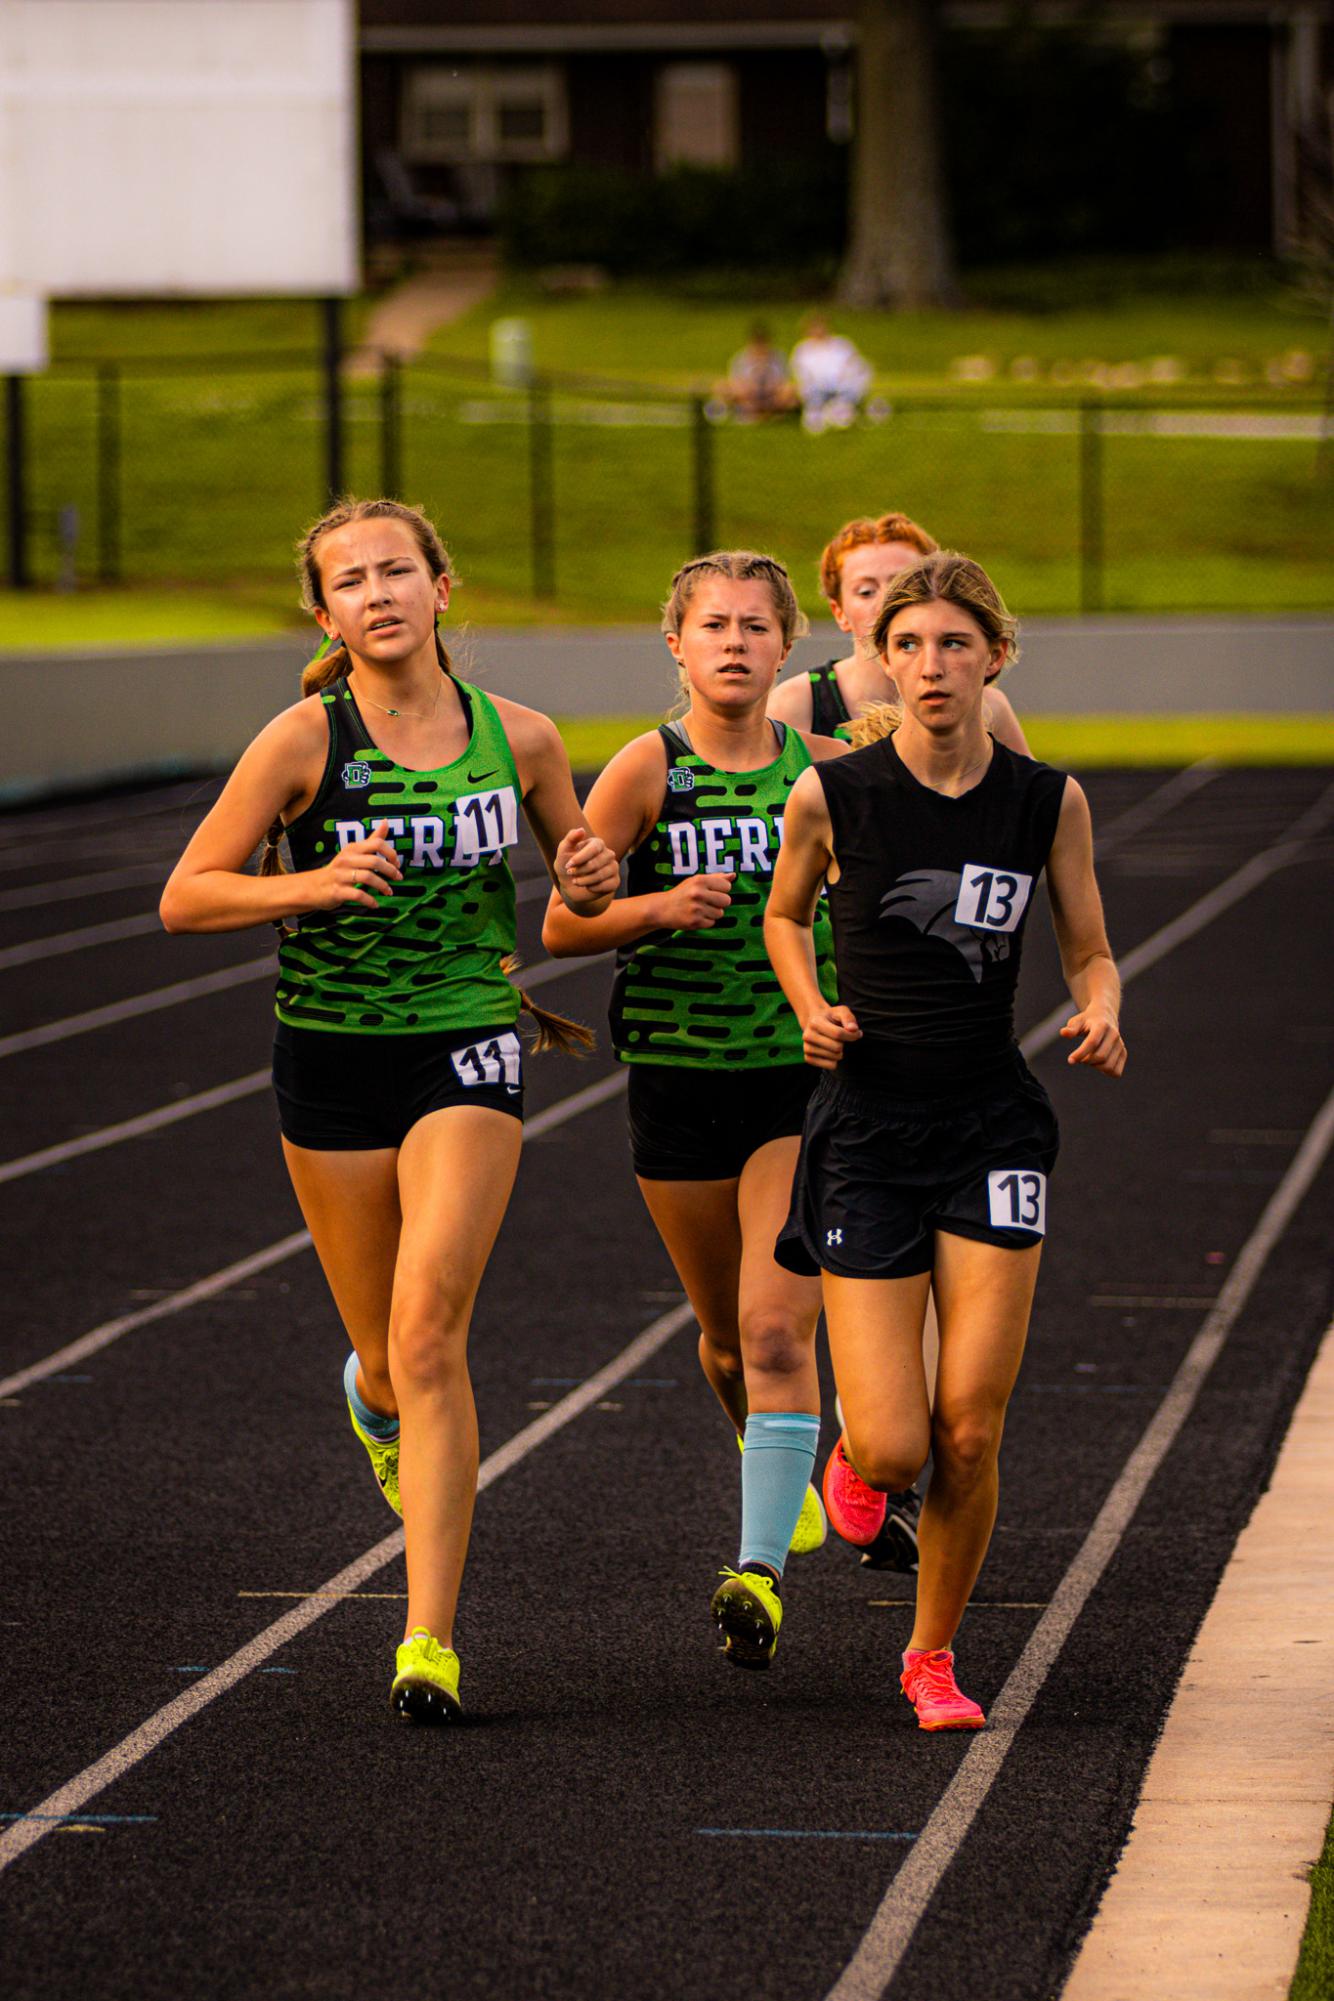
467;767;497;784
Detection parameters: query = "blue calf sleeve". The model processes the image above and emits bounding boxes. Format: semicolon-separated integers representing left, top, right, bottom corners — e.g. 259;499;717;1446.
739;1411;820;1579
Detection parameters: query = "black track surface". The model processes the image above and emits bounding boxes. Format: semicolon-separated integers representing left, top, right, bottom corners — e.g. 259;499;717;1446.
1;765;1331;2001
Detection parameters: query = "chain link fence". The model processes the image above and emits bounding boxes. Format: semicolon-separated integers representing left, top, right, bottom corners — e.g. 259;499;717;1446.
3;350;1331;618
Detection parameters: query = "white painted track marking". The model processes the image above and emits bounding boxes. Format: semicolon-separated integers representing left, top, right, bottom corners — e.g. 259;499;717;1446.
0;910;164;969
824;1080;1334;2001
0;1294;692;1877
0;868;552;971
0;863;171;913
0;1067;629;1398
0;951;614;1186
0;957;276;1058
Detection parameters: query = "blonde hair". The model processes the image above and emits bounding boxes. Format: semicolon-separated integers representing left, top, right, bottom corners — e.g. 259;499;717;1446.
295;497;455;698
660;549;808;715
872;551;1019;681
819;512;938;603
847;701;902;749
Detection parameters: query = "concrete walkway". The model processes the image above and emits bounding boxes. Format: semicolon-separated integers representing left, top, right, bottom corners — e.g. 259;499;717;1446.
1065;1316;1334;1998
349;245;497;375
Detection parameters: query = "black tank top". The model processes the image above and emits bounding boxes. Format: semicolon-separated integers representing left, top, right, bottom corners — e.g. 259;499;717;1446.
808;660;852;738
818;735;1067;1092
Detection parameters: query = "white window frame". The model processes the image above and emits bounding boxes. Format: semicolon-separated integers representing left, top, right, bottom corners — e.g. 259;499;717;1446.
403;65;568;165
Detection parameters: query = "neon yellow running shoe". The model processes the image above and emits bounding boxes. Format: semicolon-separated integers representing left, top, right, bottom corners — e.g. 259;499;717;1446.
391;1629;462;1724
735;1430;827;1556
348;1398;401;1516
711;1568;783;1671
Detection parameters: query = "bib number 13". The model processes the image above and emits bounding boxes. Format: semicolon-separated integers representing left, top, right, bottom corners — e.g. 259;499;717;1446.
955;862;1033;934
987;1169;1047;1235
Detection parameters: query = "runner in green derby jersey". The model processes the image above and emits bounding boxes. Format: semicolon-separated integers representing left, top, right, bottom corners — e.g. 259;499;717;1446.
544;551;848;1669
161;498;619;1723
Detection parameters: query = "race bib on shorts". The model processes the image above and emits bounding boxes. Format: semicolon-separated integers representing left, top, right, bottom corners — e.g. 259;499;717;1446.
451;1031;522;1092
987;1169;1047;1235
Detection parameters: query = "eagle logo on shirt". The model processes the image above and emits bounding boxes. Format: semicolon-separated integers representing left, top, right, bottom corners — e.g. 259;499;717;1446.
878;869;1010;983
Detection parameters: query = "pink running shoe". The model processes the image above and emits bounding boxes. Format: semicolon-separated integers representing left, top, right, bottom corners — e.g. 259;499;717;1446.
900;1649;985;1731
822;1434;887;1547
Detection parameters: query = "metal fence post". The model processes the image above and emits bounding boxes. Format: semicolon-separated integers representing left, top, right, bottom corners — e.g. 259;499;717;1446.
322;296;344;503
380;351;401;499
691;396;715;554
5;375;29;588
97;362;121;584
528;377;555;600
1078;398;1103;615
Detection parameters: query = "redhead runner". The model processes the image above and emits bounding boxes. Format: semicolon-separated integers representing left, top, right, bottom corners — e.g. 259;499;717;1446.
768;511;1029;753
161;498;618;1723
543;552;847;1670
765;551;1125;1729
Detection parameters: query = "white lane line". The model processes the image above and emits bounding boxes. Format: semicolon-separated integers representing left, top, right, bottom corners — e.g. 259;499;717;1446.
1092;761;1219;853
0;1233;314;1402
0;957;276;1059
0;872;563;1053
825;1080;1334;2001
0;863;171;914
0;871;553;970
0;1293;691;1877
0;910;165;969
0;951;614;1187
0;1062;629;1398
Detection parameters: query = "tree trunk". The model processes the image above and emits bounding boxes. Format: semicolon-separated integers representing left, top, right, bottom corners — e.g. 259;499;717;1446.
839;0;961;310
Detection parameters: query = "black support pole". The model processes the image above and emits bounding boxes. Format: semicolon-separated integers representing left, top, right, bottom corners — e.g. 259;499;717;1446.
691;396;715;555
97;361;121;585
5;375;29;589
1078;398;1103;616
528;378;555;601
380;351;402;499
321;296;344;503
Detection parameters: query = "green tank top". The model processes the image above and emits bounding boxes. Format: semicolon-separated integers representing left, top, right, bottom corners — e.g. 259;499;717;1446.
276;677;522;1034
808;660;853;742
609;721;837;1068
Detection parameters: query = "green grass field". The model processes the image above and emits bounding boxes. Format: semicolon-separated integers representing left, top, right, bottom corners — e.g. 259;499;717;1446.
1292;1807;1334;2000
5;279;1328;631
552;714;1334;771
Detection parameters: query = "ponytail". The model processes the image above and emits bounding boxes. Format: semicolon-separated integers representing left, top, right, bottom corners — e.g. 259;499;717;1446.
846;701;901;750
259;820;299;937
502;955;595;1057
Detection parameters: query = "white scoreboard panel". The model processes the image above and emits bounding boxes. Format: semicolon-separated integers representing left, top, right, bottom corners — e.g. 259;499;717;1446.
0;0;358;298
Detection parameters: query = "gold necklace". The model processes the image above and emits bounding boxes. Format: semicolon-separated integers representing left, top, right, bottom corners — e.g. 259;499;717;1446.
351;672;444;722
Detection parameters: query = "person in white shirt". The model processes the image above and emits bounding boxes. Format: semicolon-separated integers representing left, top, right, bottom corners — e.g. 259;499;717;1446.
790;315;874;432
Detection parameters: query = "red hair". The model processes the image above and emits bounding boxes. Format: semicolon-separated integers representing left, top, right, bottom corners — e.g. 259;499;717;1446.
819;512;939;603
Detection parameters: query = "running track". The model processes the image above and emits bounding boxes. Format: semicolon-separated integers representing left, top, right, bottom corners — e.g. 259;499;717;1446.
1;764;1331;2001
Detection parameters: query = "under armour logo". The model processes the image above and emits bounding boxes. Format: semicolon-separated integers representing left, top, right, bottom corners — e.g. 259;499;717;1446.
826;1228;844;1247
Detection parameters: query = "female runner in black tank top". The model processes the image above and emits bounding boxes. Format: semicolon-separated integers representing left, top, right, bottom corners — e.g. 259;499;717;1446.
766;552;1125;1731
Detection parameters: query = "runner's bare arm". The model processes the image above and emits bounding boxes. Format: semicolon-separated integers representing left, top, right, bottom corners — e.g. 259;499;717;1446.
1046;778;1126;1075
160;702;403;933
494;698;619;915
766;672;816;730
541;733;735;956
764;767;861;1068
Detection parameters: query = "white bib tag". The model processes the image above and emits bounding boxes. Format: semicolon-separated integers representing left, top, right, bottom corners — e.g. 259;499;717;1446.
987;1169;1047;1235
955;863;1033;934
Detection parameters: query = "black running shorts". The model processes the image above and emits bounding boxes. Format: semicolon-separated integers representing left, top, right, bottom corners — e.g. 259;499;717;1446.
626;1061;816;1181
273;1019;524;1150
775;1057;1058;1279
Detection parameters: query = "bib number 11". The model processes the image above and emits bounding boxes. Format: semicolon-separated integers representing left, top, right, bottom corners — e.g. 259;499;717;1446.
451;1032;522;1091
987;1169;1047;1235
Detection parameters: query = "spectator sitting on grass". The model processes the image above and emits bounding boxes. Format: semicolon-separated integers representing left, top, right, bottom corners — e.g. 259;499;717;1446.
710;324;799;422
791;315;874;433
